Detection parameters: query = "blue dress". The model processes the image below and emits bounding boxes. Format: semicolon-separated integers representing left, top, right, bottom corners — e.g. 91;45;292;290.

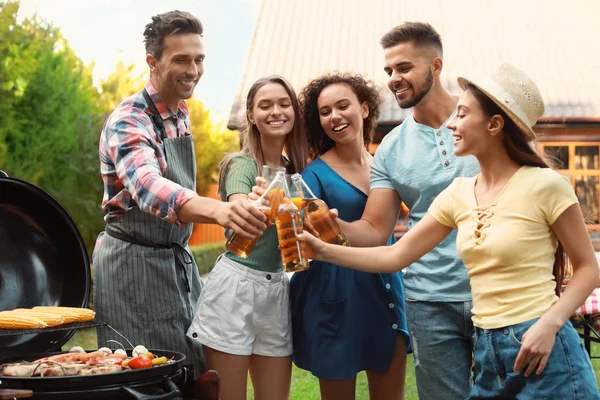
290;158;410;380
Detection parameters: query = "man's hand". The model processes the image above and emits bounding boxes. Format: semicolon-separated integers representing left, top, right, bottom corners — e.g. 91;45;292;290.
215;198;267;238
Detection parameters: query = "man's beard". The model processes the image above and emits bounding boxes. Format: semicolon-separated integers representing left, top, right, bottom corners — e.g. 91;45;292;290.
396;69;434;109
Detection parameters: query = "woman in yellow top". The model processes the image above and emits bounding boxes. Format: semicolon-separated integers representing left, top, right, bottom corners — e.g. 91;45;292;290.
299;64;600;399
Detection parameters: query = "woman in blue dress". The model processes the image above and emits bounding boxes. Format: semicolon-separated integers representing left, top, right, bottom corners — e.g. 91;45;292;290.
291;73;410;400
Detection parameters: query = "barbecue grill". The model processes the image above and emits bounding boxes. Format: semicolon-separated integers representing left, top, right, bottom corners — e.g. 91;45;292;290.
0;171;218;399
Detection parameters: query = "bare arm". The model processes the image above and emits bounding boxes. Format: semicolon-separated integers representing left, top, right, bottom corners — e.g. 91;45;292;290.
178;193;266;238
299;213;452;273
514;203;599;376
338;188;402;247
543;204;599;327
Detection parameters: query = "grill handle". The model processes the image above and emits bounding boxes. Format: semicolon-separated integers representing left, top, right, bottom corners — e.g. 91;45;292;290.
0;171;7;178
121;378;181;400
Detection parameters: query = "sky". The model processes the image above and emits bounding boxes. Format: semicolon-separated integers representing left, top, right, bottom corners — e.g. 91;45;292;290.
17;0;260;122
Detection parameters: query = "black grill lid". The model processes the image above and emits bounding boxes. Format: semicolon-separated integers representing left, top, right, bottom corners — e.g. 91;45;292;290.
0;170;91;357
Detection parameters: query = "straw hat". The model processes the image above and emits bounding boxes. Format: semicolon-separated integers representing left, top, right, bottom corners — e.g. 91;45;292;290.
457;64;544;139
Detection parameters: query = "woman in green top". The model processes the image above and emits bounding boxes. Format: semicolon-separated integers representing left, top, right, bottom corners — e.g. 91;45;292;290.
187;75;308;400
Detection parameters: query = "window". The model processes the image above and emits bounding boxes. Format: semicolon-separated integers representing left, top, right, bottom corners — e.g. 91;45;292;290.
539;143;600;228
574;175;599;224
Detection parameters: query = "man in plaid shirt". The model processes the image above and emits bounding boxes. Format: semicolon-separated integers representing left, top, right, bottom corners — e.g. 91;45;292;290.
97;78;266;232
93;10;265;378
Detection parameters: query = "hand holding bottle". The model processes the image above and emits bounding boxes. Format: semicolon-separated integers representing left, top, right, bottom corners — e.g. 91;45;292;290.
226;171;285;258
296;230;329;260
290;173;350;246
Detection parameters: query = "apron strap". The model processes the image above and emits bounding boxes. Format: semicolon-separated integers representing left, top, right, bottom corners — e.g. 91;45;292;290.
142;88;167;140
104;225;192;292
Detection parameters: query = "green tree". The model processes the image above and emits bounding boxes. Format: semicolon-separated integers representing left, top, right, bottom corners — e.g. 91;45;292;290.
98;61;145;113
0;0;103;252
187;98;240;197
0;0;30;164
0;0;238;254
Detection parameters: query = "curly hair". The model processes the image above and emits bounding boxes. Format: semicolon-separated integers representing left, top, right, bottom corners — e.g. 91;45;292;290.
300;73;382;159
143;10;203;60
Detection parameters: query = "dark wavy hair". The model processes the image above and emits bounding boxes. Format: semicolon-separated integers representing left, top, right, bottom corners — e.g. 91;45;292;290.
143;10;203;60
466;83;566;296
300;73;382;159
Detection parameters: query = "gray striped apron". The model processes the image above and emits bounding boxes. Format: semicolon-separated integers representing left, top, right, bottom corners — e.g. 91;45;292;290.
93;89;205;377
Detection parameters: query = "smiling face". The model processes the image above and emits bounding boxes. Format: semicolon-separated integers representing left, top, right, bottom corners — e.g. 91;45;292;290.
248;82;295;139
448;89;497;157
147;33;205;111
383;41;436;109
317;82;368;146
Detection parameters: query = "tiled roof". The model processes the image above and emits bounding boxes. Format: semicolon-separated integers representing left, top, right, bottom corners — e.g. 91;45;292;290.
228;0;600;129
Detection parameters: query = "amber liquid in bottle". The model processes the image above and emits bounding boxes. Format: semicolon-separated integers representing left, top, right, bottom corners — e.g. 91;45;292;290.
303;198;350;246
275;204;309;272
226;171;285;259
226;207;272;258
226;234;257;258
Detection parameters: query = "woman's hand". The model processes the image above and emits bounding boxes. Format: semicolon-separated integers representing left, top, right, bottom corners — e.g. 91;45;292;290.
248;177;267;201
297;231;329;260
513;320;560;377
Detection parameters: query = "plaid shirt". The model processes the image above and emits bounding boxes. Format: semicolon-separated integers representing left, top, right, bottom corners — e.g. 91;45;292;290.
99;80;198;225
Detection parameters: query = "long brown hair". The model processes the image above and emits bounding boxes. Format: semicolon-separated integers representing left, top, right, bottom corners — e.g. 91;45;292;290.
466;84;567;296
218;75;308;194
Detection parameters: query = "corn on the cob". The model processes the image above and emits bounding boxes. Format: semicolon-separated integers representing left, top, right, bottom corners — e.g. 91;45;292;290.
0;311;48;329
32;306;95;323
13;309;65;327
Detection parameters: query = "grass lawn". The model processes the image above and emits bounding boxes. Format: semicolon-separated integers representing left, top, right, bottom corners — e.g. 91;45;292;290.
64;327;600;399
246;360;418;400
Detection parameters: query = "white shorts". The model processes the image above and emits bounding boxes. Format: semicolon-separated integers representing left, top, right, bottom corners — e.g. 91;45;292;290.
187;255;292;357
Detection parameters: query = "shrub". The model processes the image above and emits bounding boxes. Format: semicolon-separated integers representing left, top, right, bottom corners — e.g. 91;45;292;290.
191;242;226;275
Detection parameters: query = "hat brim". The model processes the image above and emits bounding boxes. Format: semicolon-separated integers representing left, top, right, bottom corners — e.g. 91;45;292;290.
457;77;537;140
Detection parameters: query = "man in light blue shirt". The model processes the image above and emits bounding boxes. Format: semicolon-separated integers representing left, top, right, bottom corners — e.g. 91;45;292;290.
339;22;480;399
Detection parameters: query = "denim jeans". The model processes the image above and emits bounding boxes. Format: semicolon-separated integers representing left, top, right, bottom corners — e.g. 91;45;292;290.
471;318;599;399
405;300;475;400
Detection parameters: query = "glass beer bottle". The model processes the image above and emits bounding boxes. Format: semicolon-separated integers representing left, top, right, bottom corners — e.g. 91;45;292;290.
290;173;350;246
261;165;286;222
275;179;310;272
226;171;285;258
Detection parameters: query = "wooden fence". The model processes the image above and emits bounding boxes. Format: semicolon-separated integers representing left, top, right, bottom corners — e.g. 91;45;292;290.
189;183;226;246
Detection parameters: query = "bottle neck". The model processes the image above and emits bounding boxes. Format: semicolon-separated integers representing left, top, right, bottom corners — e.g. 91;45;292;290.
292;177;317;199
